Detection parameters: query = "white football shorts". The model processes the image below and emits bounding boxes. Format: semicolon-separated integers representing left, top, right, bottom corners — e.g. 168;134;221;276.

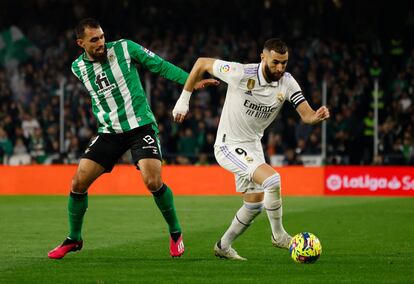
214;141;266;193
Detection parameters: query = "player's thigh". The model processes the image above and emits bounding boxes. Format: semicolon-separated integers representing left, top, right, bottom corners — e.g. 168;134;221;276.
129;124;162;166
214;143;265;180
82;134;126;173
235;174;263;194
137;158;162;189
72;158;106;192
252;163;279;185
215;143;265;194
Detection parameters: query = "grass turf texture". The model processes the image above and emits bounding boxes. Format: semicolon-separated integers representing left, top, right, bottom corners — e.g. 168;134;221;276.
0;196;413;283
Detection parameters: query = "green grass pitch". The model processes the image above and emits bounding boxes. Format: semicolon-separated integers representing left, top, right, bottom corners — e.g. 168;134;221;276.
0;196;413;283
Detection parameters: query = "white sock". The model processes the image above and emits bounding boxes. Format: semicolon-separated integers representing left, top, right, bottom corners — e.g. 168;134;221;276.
263;174;289;238
220;201;263;249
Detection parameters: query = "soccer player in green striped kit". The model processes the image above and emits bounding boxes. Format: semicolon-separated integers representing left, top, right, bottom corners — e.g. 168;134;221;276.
48;18;218;259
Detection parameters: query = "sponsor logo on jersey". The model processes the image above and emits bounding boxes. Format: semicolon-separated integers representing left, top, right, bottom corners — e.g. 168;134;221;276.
243;99;277;119
95;72;116;94
243;100;277;113
142;145;159;154
219;64;230;73
142;47;155;57
108;54;115;62
244;66;258;75
247;79;255;90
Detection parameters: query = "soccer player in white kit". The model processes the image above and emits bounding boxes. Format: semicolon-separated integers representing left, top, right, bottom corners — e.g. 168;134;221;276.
173;38;330;260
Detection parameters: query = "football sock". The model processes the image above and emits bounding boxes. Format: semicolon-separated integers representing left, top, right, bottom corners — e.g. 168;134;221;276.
263;174;288;237
220;201;263;249
152;184;182;235
68;191;88;241
170;232;181;242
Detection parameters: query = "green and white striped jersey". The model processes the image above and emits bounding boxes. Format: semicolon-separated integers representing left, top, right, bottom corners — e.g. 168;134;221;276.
71;39;188;133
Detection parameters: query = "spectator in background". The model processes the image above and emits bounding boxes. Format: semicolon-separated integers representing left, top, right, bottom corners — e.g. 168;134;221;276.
379;117;398;157
8;138;31;165
0;128;13;163
195;153;210;165
65;136;81;164
21;113;40;139
362;110;374;164
177;128;198;162
372;154;384;165
402;132;414;164
29;127;46;164
197;132;216;165
295;120;313;145
304;132;321;154
266;133;286;156
283;148;303;165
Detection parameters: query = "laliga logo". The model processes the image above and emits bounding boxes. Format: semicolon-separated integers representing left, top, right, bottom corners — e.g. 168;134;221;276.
220;64;230;73
326;174;414;191
326;175;342;191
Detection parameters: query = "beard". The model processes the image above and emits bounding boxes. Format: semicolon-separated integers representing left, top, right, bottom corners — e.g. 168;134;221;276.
264;63;283;82
91;46;107;62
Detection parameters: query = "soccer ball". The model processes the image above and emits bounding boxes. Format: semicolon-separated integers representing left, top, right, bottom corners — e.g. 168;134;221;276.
289;232;322;263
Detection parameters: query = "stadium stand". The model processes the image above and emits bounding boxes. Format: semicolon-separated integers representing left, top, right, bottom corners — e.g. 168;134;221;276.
0;0;413;165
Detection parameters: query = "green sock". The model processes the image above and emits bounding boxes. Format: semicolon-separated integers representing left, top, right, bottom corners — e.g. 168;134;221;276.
68;192;88;241
152;184;182;234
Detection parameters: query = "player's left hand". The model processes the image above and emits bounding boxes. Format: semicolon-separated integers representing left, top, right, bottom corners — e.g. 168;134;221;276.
172;99;189;123
194;78;220;90
314;106;330;123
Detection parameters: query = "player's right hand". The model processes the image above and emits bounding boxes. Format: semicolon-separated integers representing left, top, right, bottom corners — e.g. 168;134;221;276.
172;99;189;123
194;78;220;90
315;106;330;122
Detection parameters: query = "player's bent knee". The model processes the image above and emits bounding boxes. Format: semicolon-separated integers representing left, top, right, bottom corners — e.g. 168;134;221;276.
143;176;163;192
262;173;281;193
71;176;89;194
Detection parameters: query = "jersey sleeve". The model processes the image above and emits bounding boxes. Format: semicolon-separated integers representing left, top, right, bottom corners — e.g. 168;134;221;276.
126;40;188;85
212;60;244;86
286;75;306;108
71;60;81;81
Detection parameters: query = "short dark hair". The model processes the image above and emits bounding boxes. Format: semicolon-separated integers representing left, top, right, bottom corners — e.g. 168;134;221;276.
75;18;101;39
263;38;288;54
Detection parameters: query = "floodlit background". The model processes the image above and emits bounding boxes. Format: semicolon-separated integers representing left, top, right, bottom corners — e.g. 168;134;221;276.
0;0;413;167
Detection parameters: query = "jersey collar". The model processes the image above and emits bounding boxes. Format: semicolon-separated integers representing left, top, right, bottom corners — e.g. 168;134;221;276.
82;52;96;63
257;62;279;87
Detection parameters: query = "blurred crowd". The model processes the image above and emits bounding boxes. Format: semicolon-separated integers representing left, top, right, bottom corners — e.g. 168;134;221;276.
0;0;413;166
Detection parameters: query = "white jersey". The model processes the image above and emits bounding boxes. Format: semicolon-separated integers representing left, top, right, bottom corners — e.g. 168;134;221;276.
212;60;305;145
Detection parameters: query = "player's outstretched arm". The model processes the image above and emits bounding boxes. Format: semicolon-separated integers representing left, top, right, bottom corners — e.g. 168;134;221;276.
296;101;330;125
173;58;217;123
